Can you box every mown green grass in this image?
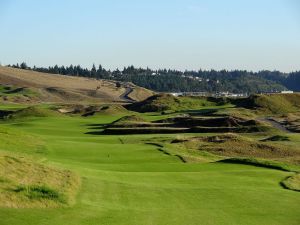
[0,127,80,208]
[0,103,29,110]
[0,111,300,225]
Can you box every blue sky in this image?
[0,0,300,71]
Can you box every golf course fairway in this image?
[0,115,299,225]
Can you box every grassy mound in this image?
[214,107,256,120]
[127,86,154,102]
[95,105,128,115]
[159,115,262,127]
[171,133,300,164]
[113,115,145,124]
[58,104,128,116]
[0,154,80,208]
[160,115,270,133]
[103,114,270,135]
[236,93,300,114]
[6,106,59,120]
[126,94,226,112]
[281,173,300,192]
[261,135,290,142]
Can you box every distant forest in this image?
[7,62,300,93]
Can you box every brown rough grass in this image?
[128,87,154,103]
[273,113,300,133]
[0,153,80,208]
[281,173,300,191]
[172,133,300,164]
[0,66,153,103]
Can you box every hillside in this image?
[236,93,300,114]
[0,66,153,103]
[126,94,228,112]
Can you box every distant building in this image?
[216,92,248,98]
[281,90,294,94]
[170,92,183,97]
[170,92,208,97]
[169,92,248,98]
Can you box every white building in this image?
[281,91,294,94]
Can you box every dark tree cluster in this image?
[284,72,300,91]
[7,63,299,94]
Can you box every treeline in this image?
[283,72,300,91]
[7,62,300,93]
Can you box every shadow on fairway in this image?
[85,131,104,135]
[85,123,108,127]
[216,158,291,172]
[84,123,108,135]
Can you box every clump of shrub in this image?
[14,185,66,203]
[281,173,300,192]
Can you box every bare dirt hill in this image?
[0,66,153,103]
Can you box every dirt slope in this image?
[0,66,153,103]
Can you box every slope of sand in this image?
[0,66,153,103]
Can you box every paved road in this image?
[259,117,292,133]
[120,87,135,102]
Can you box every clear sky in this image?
[1,0,300,72]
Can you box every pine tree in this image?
[20,62,28,69]
[91,64,97,77]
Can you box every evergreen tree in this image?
[91,64,97,77]
[20,62,28,69]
